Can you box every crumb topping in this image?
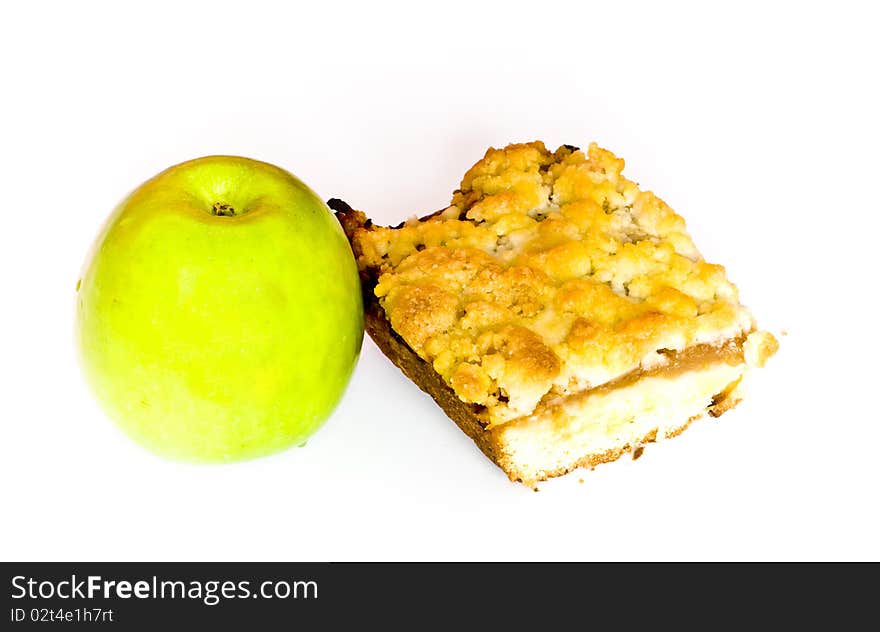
[351,142,766,425]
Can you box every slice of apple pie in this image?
[333,142,777,487]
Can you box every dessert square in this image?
[334,142,777,487]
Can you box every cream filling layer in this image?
[495,359,747,482]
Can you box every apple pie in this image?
[333,142,777,487]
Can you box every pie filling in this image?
[489,336,746,427]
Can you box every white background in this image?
[2,1,878,561]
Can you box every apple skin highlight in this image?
[76,156,364,462]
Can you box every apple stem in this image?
[212,202,236,217]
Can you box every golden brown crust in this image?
[341,142,766,426]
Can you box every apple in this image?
[76,156,364,462]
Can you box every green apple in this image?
[76,156,363,462]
